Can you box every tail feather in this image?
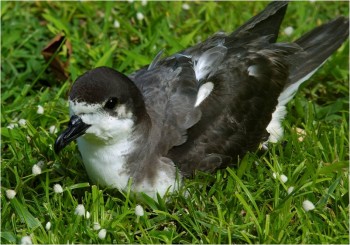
[289,17,349,84]
[279,17,349,108]
[232,1,289,42]
[267,17,349,143]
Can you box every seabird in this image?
[54,1,349,198]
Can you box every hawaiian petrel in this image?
[55,1,349,198]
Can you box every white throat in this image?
[77,132,135,190]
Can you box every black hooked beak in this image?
[54,115,91,154]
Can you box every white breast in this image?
[77,137,132,189]
[77,136,180,199]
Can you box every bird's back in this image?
[129,1,348,177]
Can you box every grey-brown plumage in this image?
[55,1,349,195]
[129,1,349,176]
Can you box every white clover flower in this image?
[136,12,144,21]
[141,0,147,6]
[98,229,107,239]
[7,123,18,129]
[74,204,85,216]
[32,164,42,175]
[20,235,32,245]
[280,174,288,183]
[45,221,51,231]
[6,189,16,199]
[93,222,101,230]
[135,204,144,217]
[284,26,294,36]
[49,125,58,134]
[53,184,63,194]
[113,20,120,28]
[18,119,27,126]
[182,3,190,10]
[287,186,294,194]
[302,200,315,212]
[37,105,44,114]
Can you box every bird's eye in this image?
[104,97,118,110]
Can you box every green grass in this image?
[1,1,349,244]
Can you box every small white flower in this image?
[135,204,144,217]
[32,164,42,175]
[280,174,288,183]
[136,12,144,21]
[53,184,63,194]
[127,0,134,3]
[272,172,277,179]
[7,123,18,129]
[98,228,107,239]
[6,189,16,199]
[45,221,51,231]
[284,26,294,36]
[113,20,120,28]
[21,236,32,245]
[93,222,101,230]
[296,127,306,142]
[302,200,315,212]
[37,105,44,114]
[18,119,27,126]
[74,204,85,216]
[182,3,190,10]
[49,125,58,134]
[86,211,91,219]
[141,0,147,6]
[261,142,269,151]
[287,186,294,194]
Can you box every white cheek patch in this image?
[116,105,133,119]
[69,99,134,143]
[82,113,134,142]
[195,82,214,107]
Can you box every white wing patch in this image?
[248,65,259,77]
[193,44,227,81]
[195,82,214,107]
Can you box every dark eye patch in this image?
[104,97,119,110]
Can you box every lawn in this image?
[1,1,349,244]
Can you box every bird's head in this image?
[54,66,146,153]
